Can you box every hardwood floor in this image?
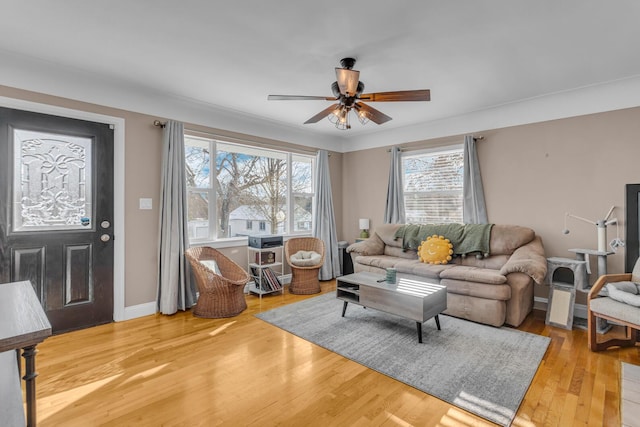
[31,281,639,426]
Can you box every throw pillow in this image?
[200,259,221,275]
[290,250,322,267]
[605,282,640,307]
[418,235,454,265]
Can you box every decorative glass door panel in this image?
[12,129,93,232]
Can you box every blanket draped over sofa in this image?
[395,223,493,255]
[347,223,547,327]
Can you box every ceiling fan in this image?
[268,58,430,130]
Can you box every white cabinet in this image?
[247,245,284,297]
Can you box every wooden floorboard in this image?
[27,281,640,426]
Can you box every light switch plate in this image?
[139,198,152,210]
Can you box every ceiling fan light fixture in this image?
[356,108,370,125]
[329,106,351,130]
[335,68,360,96]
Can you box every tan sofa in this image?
[346,223,547,327]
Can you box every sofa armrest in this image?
[499,235,547,284]
[346,233,385,256]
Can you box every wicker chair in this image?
[285,237,325,294]
[185,246,250,318]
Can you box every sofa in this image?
[346,223,547,327]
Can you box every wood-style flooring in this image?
[31,281,639,426]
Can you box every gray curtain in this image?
[462,135,488,224]
[157,120,196,314]
[313,150,340,280]
[384,146,406,223]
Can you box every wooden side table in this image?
[0,281,52,427]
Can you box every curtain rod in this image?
[153,120,326,156]
[387,135,484,152]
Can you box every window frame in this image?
[401,144,464,224]
[184,134,316,246]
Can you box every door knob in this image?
[100,234,111,242]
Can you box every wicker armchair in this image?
[185,246,250,318]
[285,237,325,294]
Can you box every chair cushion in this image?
[591,296,640,323]
[200,260,221,275]
[290,250,321,266]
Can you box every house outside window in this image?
[402,146,464,224]
[184,135,315,241]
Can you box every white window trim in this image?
[185,134,315,245]
[401,143,464,224]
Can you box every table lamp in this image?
[359,218,370,238]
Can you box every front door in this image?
[0,107,114,333]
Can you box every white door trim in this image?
[0,96,126,321]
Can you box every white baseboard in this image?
[121,301,156,321]
[534,296,587,319]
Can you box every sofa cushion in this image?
[353,255,402,270]
[489,224,535,255]
[458,254,510,270]
[384,245,419,260]
[374,223,404,248]
[499,236,547,284]
[440,266,507,284]
[441,278,511,300]
[400,259,454,279]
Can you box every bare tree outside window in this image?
[184,136,315,240]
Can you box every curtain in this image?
[157,120,196,314]
[313,150,340,280]
[462,135,488,224]
[384,146,406,224]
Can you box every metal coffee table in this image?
[336,271,447,343]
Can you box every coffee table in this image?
[336,271,447,343]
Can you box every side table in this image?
[0,281,52,427]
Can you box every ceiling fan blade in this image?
[335,68,360,96]
[304,103,341,124]
[355,102,392,125]
[268,95,336,101]
[359,90,431,102]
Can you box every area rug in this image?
[256,293,550,426]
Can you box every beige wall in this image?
[0,85,343,308]
[4,82,638,309]
[342,107,640,303]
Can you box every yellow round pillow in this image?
[418,235,454,265]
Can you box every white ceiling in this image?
[2,1,640,152]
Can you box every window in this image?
[402,146,464,224]
[184,135,315,241]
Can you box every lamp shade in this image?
[359,218,370,230]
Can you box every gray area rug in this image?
[256,293,550,426]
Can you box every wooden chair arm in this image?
[588,273,632,299]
